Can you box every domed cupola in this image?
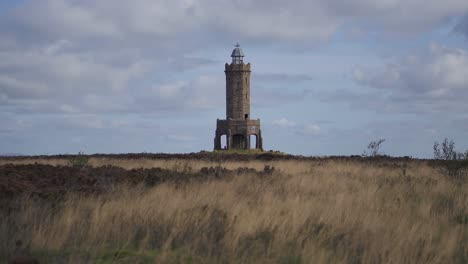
[231,43,245,64]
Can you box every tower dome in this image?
[231,43,244,64]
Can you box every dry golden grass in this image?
[0,158,68,167]
[1,158,467,263]
[0,156,316,174]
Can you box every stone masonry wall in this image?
[225,63,251,120]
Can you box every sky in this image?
[1,0,468,157]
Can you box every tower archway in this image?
[220,134,227,149]
[249,134,257,149]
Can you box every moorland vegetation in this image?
[1,153,467,263]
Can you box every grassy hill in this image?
[0,154,467,263]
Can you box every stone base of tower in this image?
[214,119,263,150]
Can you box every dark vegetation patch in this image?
[0,164,275,202]
[0,151,418,162]
[430,159,468,181]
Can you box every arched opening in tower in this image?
[250,134,257,149]
[232,134,246,149]
[220,134,227,149]
[245,113,249,119]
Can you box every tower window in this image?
[245,113,249,119]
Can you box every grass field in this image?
[1,154,467,263]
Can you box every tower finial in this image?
[235,42,240,48]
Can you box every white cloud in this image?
[186,75,223,109]
[43,39,72,55]
[272,119,322,136]
[353,44,468,102]
[155,81,186,99]
[333,44,468,115]
[0,41,152,113]
[1,0,467,116]
[6,0,468,43]
[0,75,50,98]
[302,124,321,135]
[135,75,224,112]
[10,0,122,39]
[0,46,150,92]
[0,113,32,133]
[272,118,297,128]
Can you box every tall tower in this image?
[214,44,263,150]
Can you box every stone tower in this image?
[214,44,263,150]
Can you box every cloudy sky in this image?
[1,0,468,157]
